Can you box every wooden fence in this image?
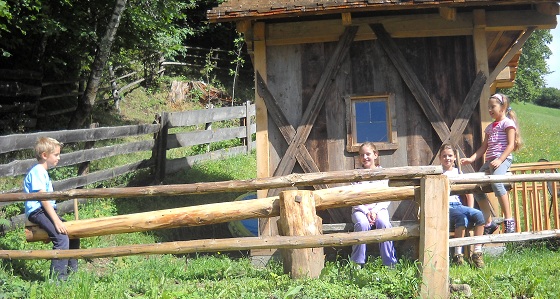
[0,166,559,298]
[509,161,560,232]
[0,103,255,218]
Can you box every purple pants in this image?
[351,209,397,267]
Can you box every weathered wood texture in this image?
[0,166,442,203]
[2,224,420,260]
[264,29,480,222]
[278,190,324,278]
[418,175,449,299]
[23,179,509,242]
[0,124,160,154]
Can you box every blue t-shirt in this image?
[23,164,56,217]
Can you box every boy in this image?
[24,137,80,281]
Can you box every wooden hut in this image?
[207,1,559,239]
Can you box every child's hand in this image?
[367,212,377,225]
[490,158,502,169]
[54,219,68,235]
[460,157,473,165]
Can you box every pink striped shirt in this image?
[485,118,516,161]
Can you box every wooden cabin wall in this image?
[264,35,481,222]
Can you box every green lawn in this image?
[511,102,560,163]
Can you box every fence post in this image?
[245,101,252,153]
[277,190,324,279]
[418,174,449,298]
[153,112,169,183]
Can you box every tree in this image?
[502,29,553,103]
[68,0,128,129]
[535,87,560,109]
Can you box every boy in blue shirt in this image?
[24,137,80,281]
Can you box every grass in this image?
[511,102,560,163]
[1,85,560,298]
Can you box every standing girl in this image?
[460,93,522,233]
[350,142,397,267]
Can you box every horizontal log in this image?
[9,224,420,259]
[0,166,442,203]
[0,124,160,154]
[449,229,560,247]
[25,181,484,242]
[449,173,560,184]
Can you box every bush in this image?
[535,87,560,109]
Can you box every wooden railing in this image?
[510,161,560,232]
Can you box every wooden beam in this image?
[369,23,476,173]
[278,190,324,278]
[439,7,456,21]
[265,10,557,46]
[341,12,352,26]
[0,166,442,203]
[418,175,449,299]
[536,2,560,16]
[496,66,512,81]
[472,9,492,136]
[23,173,535,243]
[256,71,326,185]
[270,26,358,180]
[488,27,536,84]
[3,225,421,260]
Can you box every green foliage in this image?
[535,87,560,109]
[504,29,553,103]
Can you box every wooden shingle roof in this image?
[208,0,556,22]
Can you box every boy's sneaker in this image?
[504,219,516,233]
[483,221,499,235]
[452,254,465,266]
[470,252,485,268]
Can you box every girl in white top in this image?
[350,142,397,267]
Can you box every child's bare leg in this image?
[473,225,484,237]
[476,199,493,225]
[454,227,466,238]
[498,194,512,219]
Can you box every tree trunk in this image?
[68,0,128,129]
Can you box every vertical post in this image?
[277,190,324,279]
[419,175,449,299]
[153,112,168,183]
[245,100,252,153]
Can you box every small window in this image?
[345,94,398,152]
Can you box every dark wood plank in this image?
[256,72,325,181]
[0,140,155,177]
[167,127,246,149]
[273,26,359,177]
[167,105,249,127]
[0,124,160,154]
[53,160,153,191]
[370,23,476,173]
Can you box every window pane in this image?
[355,101,388,143]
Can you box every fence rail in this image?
[0,167,558,298]
[0,102,256,210]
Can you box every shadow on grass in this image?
[116,165,248,247]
